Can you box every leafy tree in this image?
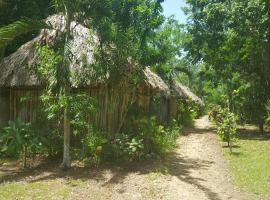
[149,17,187,82]
[185,0,270,133]
[47,0,166,168]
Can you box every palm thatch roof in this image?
[0,15,169,94]
[172,81,203,105]
[143,67,169,95]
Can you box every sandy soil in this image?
[0,116,249,200]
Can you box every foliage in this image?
[216,111,237,149]
[208,104,223,123]
[79,116,182,163]
[82,131,107,166]
[210,107,238,152]
[178,100,199,126]
[137,116,181,155]
[0,18,50,59]
[149,17,185,80]
[110,133,144,161]
[0,119,48,167]
[0,0,52,57]
[86,0,166,83]
[185,0,270,133]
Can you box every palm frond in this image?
[0,17,51,49]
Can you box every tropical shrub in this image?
[208,104,223,123]
[109,133,144,161]
[178,100,198,126]
[0,119,49,167]
[210,107,238,153]
[82,131,107,166]
[139,117,181,155]
[78,116,181,165]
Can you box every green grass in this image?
[222,127,270,198]
[0,180,70,200]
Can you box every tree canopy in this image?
[184,0,270,132]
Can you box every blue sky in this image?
[162,0,187,23]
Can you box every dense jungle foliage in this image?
[1,0,269,168]
[0,0,201,167]
[183,0,270,133]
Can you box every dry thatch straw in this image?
[143,67,170,95]
[0,14,170,94]
[172,81,203,105]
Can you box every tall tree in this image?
[185,0,270,132]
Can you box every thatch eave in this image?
[143,68,170,95]
[172,81,203,105]
[0,15,170,95]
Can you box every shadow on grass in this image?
[0,123,224,200]
[229,152,243,157]
[222,145,240,149]
[182,127,214,136]
[237,128,270,141]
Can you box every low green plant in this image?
[139,117,181,155]
[178,100,198,126]
[82,131,107,166]
[0,119,48,167]
[108,133,144,161]
[213,108,238,153]
[80,116,181,164]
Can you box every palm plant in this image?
[0,120,31,167]
[0,17,50,59]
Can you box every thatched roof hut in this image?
[167,81,203,121]
[0,14,169,94]
[0,14,170,133]
[172,81,203,105]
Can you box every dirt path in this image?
[163,115,248,200]
[72,116,248,200]
[0,116,249,200]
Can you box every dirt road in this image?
[72,116,248,200]
[0,116,249,200]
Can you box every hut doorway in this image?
[0,88,10,127]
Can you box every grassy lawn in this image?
[0,180,70,200]
[222,126,270,198]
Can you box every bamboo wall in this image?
[9,88,40,123]
[168,97,178,120]
[78,81,137,135]
[5,82,140,135]
[3,83,169,135]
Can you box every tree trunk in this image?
[23,146,27,168]
[60,4,72,169]
[61,103,71,169]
